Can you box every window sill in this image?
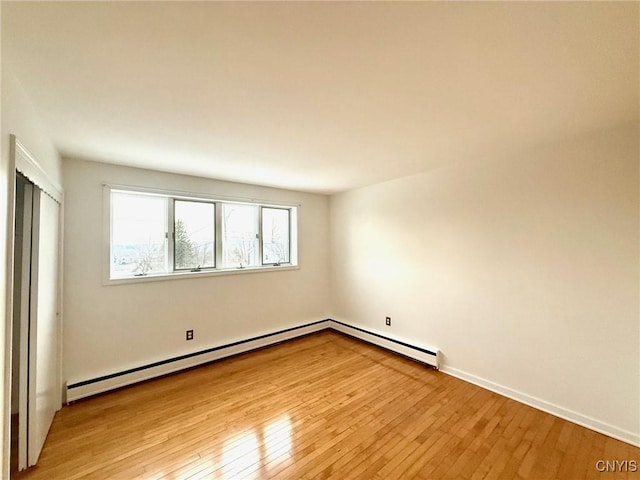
[104,264,300,286]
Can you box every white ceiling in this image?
[3,2,638,194]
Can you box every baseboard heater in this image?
[329,319,440,370]
[66,318,440,402]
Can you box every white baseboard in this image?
[66,320,330,402]
[440,365,640,448]
[330,318,639,447]
[65,317,640,448]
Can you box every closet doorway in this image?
[8,137,63,475]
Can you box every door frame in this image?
[3,136,64,475]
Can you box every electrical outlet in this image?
[186,329,194,341]
[385,317,391,326]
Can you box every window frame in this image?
[260,206,292,266]
[103,184,299,285]
[220,202,261,270]
[172,198,217,272]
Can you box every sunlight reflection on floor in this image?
[200,414,294,479]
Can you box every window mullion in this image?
[215,202,222,269]
[258,206,264,266]
[168,198,175,272]
[287,208,292,265]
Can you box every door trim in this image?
[4,136,64,477]
[12,136,62,204]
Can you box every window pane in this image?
[222,204,259,268]
[111,192,167,277]
[174,201,215,270]
[262,208,290,264]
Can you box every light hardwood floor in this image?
[15,331,639,479]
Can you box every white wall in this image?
[1,71,63,187]
[330,122,640,444]
[1,67,62,476]
[62,159,330,386]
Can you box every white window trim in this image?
[260,206,293,266]
[102,184,300,285]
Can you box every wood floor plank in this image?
[13,331,639,479]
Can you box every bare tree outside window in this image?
[222,204,258,268]
[262,208,290,265]
[111,192,167,277]
[133,241,165,275]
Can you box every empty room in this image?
[1,1,639,479]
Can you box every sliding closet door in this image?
[15,177,33,471]
[27,189,61,465]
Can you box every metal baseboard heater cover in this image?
[330,319,440,369]
[66,319,440,402]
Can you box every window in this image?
[111,192,167,277]
[108,188,297,281]
[174,200,215,271]
[222,204,259,269]
[262,207,290,265]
